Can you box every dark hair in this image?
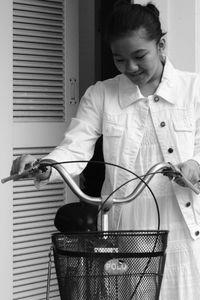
[105,1,166,44]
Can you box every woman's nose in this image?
[125,60,139,72]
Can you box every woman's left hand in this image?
[176,159,200,185]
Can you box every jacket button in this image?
[168,148,173,153]
[160,121,166,127]
[154,96,159,102]
[195,231,200,236]
[185,202,191,207]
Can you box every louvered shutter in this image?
[13,0,67,299]
[13,0,65,122]
[13,147,64,300]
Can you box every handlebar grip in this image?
[1,160,42,184]
[164,164,200,195]
[175,172,200,194]
[1,171,30,183]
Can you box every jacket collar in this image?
[118,57,177,109]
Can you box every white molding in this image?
[0,1,13,299]
[195,0,200,73]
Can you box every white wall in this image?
[79,0,96,98]
[167,0,196,71]
[135,0,200,72]
[0,1,13,299]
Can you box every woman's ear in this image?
[157,38,166,62]
[158,38,166,51]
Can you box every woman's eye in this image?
[114,59,124,63]
[135,54,146,60]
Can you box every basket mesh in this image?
[52,230,168,300]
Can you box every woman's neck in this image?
[140,60,164,97]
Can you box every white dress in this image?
[117,102,200,299]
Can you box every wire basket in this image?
[52,230,168,300]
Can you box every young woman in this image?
[11,1,200,299]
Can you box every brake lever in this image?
[162,164,200,195]
[1,160,44,184]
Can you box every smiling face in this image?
[111,27,164,89]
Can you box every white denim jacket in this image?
[46,58,200,239]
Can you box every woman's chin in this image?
[126,73,145,85]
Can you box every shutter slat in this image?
[13,180,64,189]
[14,61,63,68]
[13,198,63,211]
[13,284,58,299]
[14,270,56,282]
[14,92,63,99]
[14,269,56,281]
[15,184,63,196]
[13,3,63,14]
[14,35,63,45]
[14,10,63,21]
[13,240,52,250]
[14,0,63,8]
[13,238,51,251]
[13,249,55,262]
[14,22,63,33]
[14,48,63,57]
[14,73,63,80]
[14,41,63,50]
[13,147,54,156]
[14,187,63,194]
[13,15,63,27]
[14,117,64,122]
[14,277,58,291]
[14,231,56,244]
[14,80,63,87]
[13,232,56,245]
[14,92,63,98]
[13,287,60,300]
[14,207,61,219]
[14,98,64,105]
[14,220,55,231]
[14,28,63,39]
[13,262,49,275]
[14,85,63,92]
[14,254,50,268]
[14,66,63,74]
[13,215,56,225]
[13,201,62,211]
[14,112,64,118]
[14,54,63,63]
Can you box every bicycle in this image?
[2,160,200,299]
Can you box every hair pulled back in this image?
[105,1,165,44]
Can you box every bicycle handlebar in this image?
[2,159,199,199]
[40,160,171,207]
[2,159,199,231]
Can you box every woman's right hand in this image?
[10,154,51,181]
[11,154,37,176]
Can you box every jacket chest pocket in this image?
[102,123,124,161]
[173,119,193,132]
[172,117,195,158]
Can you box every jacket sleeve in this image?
[40,82,104,183]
